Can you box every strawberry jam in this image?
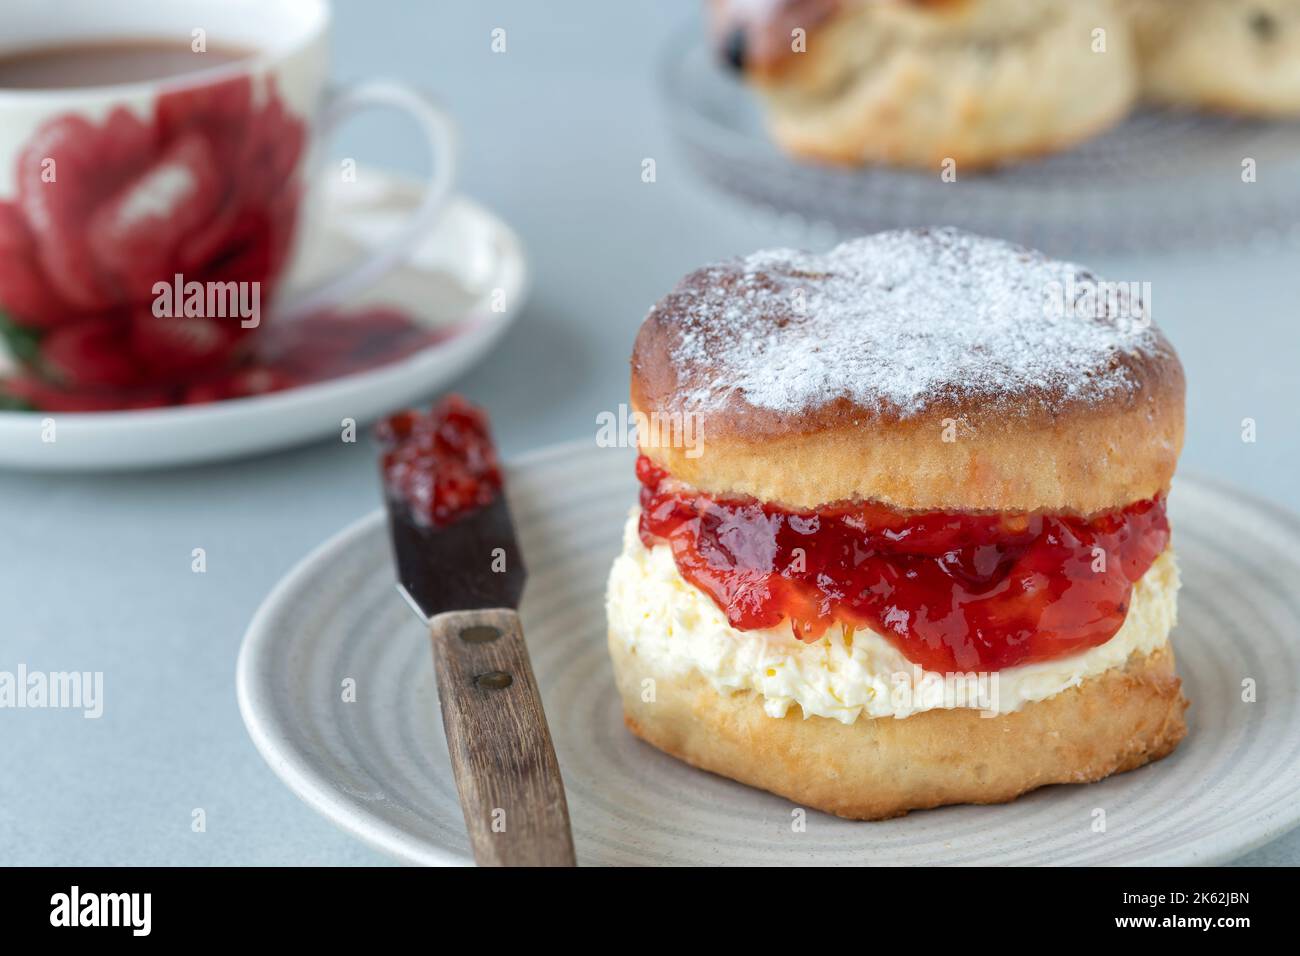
[376,395,502,527]
[636,455,1170,673]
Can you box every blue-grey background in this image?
[1,0,1296,865]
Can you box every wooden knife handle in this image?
[429,607,576,867]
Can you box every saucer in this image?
[0,170,526,470]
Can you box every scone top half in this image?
[631,227,1184,517]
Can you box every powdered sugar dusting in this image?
[664,228,1168,419]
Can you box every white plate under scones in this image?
[240,229,1300,865]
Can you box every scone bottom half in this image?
[608,228,1188,820]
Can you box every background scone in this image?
[710,0,1138,169]
[1123,0,1300,115]
[609,227,1188,820]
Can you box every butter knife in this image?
[382,465,576,867]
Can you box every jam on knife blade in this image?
[378,395,524,619]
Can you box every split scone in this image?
[709,0,1138,169]
[1122,0,1300,115]
[607,228,1188,820]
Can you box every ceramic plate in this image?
[0,172,526,470]
[238,442,1300,865]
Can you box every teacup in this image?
[0,0,454,405]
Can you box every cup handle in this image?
[276,80,457,322]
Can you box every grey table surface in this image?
[1,0,1297,866]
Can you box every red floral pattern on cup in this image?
[0,306,448,412]
[0,74,306,391]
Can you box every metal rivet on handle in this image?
[460,625,501,644]
[475,671,513,691]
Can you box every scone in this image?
[607,227,1188,820]
[710,0,1138,169]
[1123,0,1300,115]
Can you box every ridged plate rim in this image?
[237,440,1300,866]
